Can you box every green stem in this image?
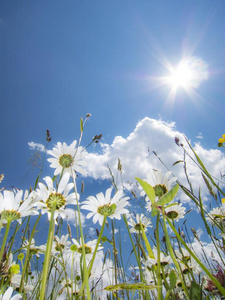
[124,216,151,300]
[71,175,90,300]
[156,214,162,300]
[78,216,107,297]
[19,214,41,294]
[39,205,56,300]
[0,220,11,264]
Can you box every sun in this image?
[152,56,209,105]
[165,57,208,91]
[166,59,196,89]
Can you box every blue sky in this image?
[1,1,225,200]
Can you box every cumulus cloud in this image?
[85,117,225,204]
[28,142,46,152]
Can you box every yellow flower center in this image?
[59,154,74,168]
[46,193,66,210]
[1,210,21,222]
[97,203,116,216]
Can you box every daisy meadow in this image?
[35,173,78,221]
[81,188,129,226]
[47,140,87,177]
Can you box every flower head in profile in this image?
[0,189,39,224]
[206,207,225,229]
[71,238,103,263]
[81,188,129,225]
[47,140,86,177]
[127,213,152,233]
[36,173,78,221]
[165,203,186,222]
[143,248,172,270]
[22,238,45,258]
[52,234,71,254]
[141,169,177,199]
[175,248,201,275]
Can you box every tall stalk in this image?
[39,203,56,300]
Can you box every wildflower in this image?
[36,173,78,221]
[127,213,152,233]
[206,207,225,228]
[0,190,39,224]
[71,238,103,264]
[204,265,225,296]
[22,238,45,258]
[175,248,201,275]
[0,286,22,300]
[81,188,129,226]
[47,140,86,177]
[52,234,71,254]
[141,169,177,199]
[165,203,186,222]
[218,134,225,146]
[143,248,172,270]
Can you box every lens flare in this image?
[166,57,209,89]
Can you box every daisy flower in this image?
[71,238,103,258]
[22,238,46,258]
[47,140,86,177]
[127,213,152,233]
[143,248,172,270]
[81,188,129,225]
[52,234,71,254]
[0,286,22,300]
[206,207,225,228]
[0,189,39,224]
[141,169,177,199]
[36,173,78,221]
[164,203,186,222]
[175,248,201,275]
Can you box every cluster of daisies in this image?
[1,139,225,299]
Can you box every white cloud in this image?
[28,142,46,152]
[65,208,85,227]
[196,132,203,139]
[85,117,225,204]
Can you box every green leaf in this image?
[190,281,202,300]
[104,282,160,291]
[169,270,176,289]
[135,177,155,205]
[156,184,179,206]
[151,206,160,217]
[80,117,83,133]
[140,223,155,259]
